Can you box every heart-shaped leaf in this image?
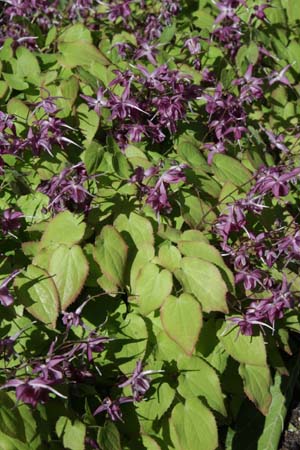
[48,245,89,310]
[160,294,202,355]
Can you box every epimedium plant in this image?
[1,0,300,449]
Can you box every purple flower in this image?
[94,396,134,421]
[263,129,289,154]
[135,41,158,66]
[80,87,108,116]
[118,360,163,401]
[184,37,201,55]
[235,269,263,290]
[68,333,111,362]
[0,270,20,307]
[38,163,92,214]
[253,166,300,198]
[107,0,132,22]
[1,209,23,235]
[0,377,66,407]
[233,64,264,103]
[269,65,291,86]
[61,298,90,329]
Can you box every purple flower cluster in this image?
[0,104,77,160]
[38,162,92,214]
[130,163,187,215]
[215,162,300,334]
[94,359,161,421]
[0,0,61,48]
[211,0,246,58]
[0,301,156,419]
[82,66,199,148]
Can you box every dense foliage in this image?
[1,0,300,449]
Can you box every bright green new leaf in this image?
[218,321,267,366]
[156,242,181,272]
[177,241,234,290]
[141,435,162,450]
[176,257,228,313]
[48,245,89,310]
[160,294,202,355]
[94,225,128,287]
[177,355,226,416]
[14,264,59,327]
[59,41,109,68]
[130,244,155,293]
[39,211,86,249]
[133,262,173,315]
[63,419,86,450]
[170,398,218,450]
[15,46,40,84]
[58,24,92,43]
[114,212,154,248]
[239,364,272,415]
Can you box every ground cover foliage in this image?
[1,0,300,449]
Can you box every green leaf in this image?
[286,0,300,22]
[15,46,40,84]
[98,422,121,450]
[112,152,131,178]
[77,103,100,143]
[94,225,128,287]
[170,398,218,450]
[83,140,104,175]
[239,364,272,415]
[257,356,300,450]
[63,419,86,450]
[287,40,300,72]
[176,257,228,313]
[130,244,155,293]
[0,80,8,98]
[114,212,154,248]
[177,240,234,290]
[141,435,162,450]
[2,73,29,91]
[7,98,30,122]
[58,24,92,44]
[136,382,175,423]
[0,392,26,442]
[45,26,57,46]
[59,41,109,68]
[0,433,29,450]
[160,294,202,355]
[156,242,182,272]
[177,356,226,416]
[159,22,176,44]
[48,245,89,310]
[14,264,59,327]
[114,313,148,372]
[218,321,267,366]
[212,154,252,190]
[39,211,86,249]
[133,262,173,316]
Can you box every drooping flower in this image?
[1,209,23,235]
[0,270,21,307]
[94,396,134,421]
